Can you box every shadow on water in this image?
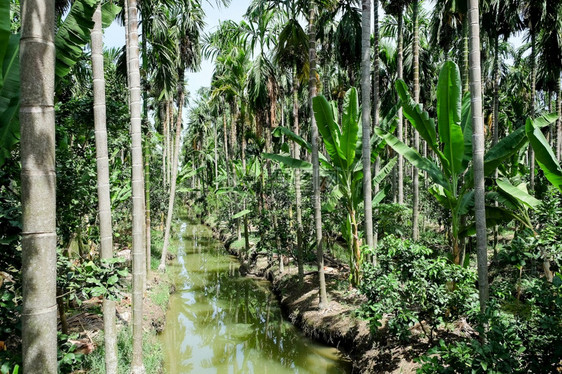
[161,220,352,374]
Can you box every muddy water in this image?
[160,221,352,374]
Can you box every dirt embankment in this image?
[213,227,422,374]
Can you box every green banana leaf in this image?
[525,116,562,192]
[313,95,344,168]
[55,0,98,79]
[372,156,397,186]
[437,61,464,175]
[341,87,360,167]
[460,92,472,168]
[232,209,251,219]
[0,33,20,167]
[395,79,438,153]
[262,153,312,170]
[375,127,449,189]
[496,178,541,209]
[483,126,527,177]
[0,1,10,82]
[101,2,122,28]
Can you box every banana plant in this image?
[265,87,396,286]
[376,61,547,265]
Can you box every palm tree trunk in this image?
[397,10,404,205]
[309,2,327,307]
[361,0,374,248]
[223,112,230,186]
[91,5,118,372]
[144,133,151,274]
[372,0,380,251]
[159,75,185,272]
[530,32,536,192]
[126,1,146,371]
[556,78,562,161]
[162,102,168,187]
[492,35,499,147]
[468,0,489,313]
[292,65,304,286]
[213,121,218,190]
[463,19,470,94]
[20,1,57,372]
[412,0,420,241]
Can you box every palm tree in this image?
[381,0,411,205]
[361,0,374,249]
[521,0,548,192]
[125,0,146,371]
[159,0,205,271]
[412,0,420,240]
[19,0,58,372]
[468,0,489,312]
[91,4,118,371]
[309,0,328,307]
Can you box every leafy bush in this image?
[418,274,562,373]
[359,235,478,341]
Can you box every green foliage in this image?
[359,235,478,341]
[417,278,562,373]
[84,327,163,374]
[57,250,129,304]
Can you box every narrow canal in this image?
[160,221,352,374]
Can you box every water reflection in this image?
[161,222,351,374]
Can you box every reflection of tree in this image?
[163,223,350,373]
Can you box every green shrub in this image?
[359,235,478,341]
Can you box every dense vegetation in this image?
[1,0,562,373]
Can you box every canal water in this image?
[160,221,352,374]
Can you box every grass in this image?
[83,326,163,373]
[150,279,171,309]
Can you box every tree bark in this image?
[557,78,561,161]
[468,0,489,313]
[361,0,374,248]
[125,0,146,371]
[397,10,404,205]
[309,2,327,307]
[91,5,118,372]
[372,0,380,252]
[412,0,420,241]
[19,1,58,372]
[159,76,185,272]
[292,65,304,287]
[530,32,536,192]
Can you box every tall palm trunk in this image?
[412,0,420,240]
[463,20,470,94]
[159,73,185,271]
[361,0,374,248]
[223,112,230,186]
[126,0,145,371]
[468,0,489,313]
[20,1,57,372]
[492,35,499,146]
[144,133,151,273]
[213,121,218,190]
[556,78,562,161]
[309,2,327,307]
[372,0,380,250]
[397,10,404,204]
[292,65,304,286]
[91,5,118,372]
[530,32,536,192]
[162,102,168,187]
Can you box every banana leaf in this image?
[437,61,464,175]
[525,117,562,192]
[496,178,541,209]
[341,87,359,167]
